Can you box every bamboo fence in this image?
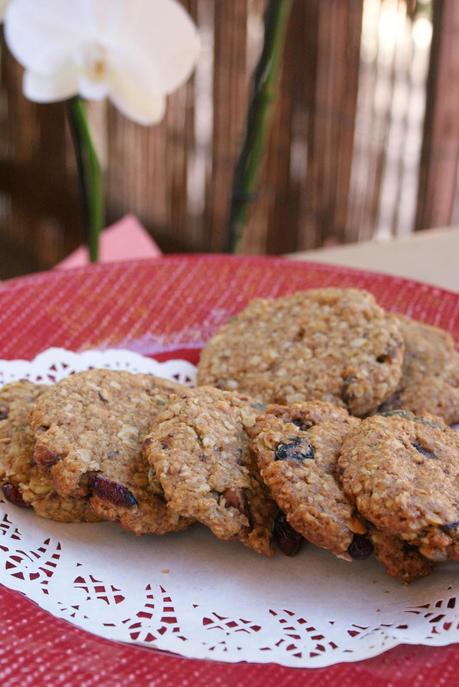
[0,0,458,277]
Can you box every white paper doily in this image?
[0,348,458,668]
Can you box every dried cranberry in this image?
[33,445,62,469]
[273,514,303,556]
[90,474,138,508]
[223,488,245,511]
[2,483,29,508]
[348,534,374,560]
[275,437,314,461]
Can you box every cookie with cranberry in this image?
[338,411,459,562]
[248,401,366,559]
[369,530,433,583]
[31,370,191,535]
[378,315,459,424]
[197,288,404,417]
[143,387,276,555]
[0,381,99,522]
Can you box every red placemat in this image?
[0,255,458,687]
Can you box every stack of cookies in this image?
[1,288,458,584]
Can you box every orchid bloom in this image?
[5,0,200,125]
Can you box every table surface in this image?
[289,227,459,292]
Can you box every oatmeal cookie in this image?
[144,387,276,555]
[31,370,191,535]
[0,381,99,522]
[197,289,404,416]
[248,402,366,559]
[369,530,433,583]
[379,315,459,424]
[338,411,459,561]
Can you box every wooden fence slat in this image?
[206,0,249,251]
[365,0,403,241]
[295,0,319,251]
[334,0,364,244]
[415,0,459,231]
[262,0,306,255]
[298,0,363,250]
[165,0,198,249]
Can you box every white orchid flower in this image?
[4,0,200,125]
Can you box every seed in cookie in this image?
[30,370,191,535]
[338,412,459,562]
[0,380,100,523]
[197,288,404,416]
[249,401,363,559]
[144,386,276,556]
[378,315,459,424]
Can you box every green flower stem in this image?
[227,0,293,253]
[67,96,104,263]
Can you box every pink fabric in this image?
[55,215,161,270]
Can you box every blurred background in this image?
[0,0,458,277]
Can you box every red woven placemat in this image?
[1,255,458,687]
